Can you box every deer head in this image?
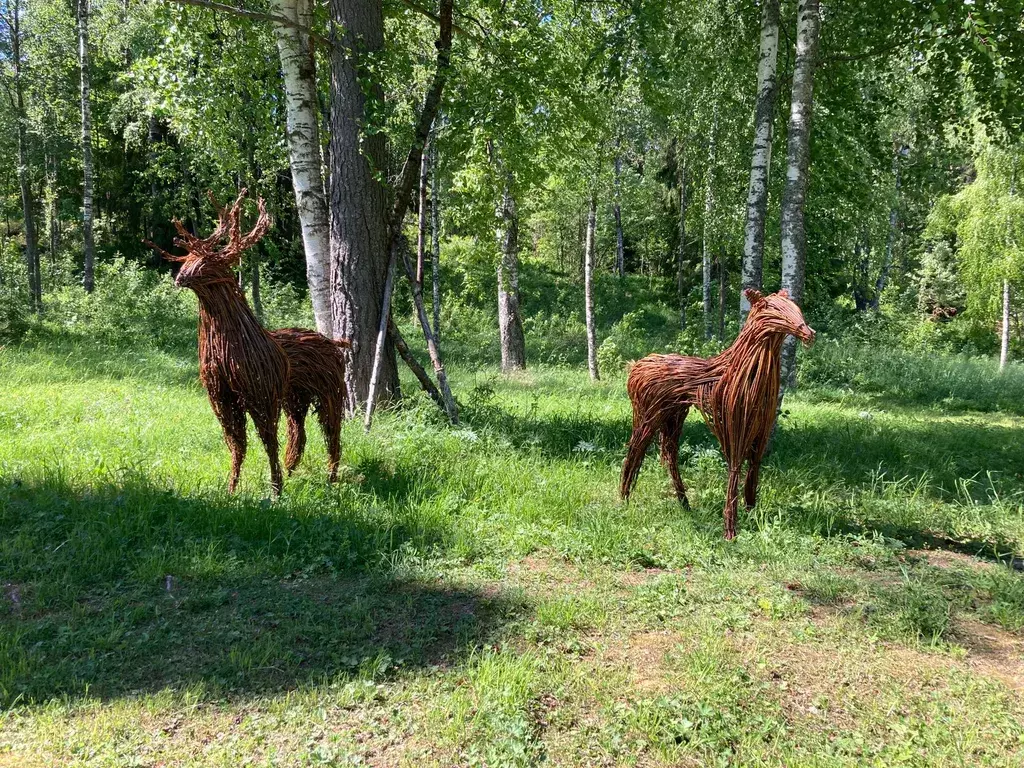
[145,188,271,289]
[743,288,816,346]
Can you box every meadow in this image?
[2,322,1024,766]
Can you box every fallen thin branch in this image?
[389,317,445,409]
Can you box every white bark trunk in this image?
[584,193,599,381]
[430,136,442,341]
[779,0,820,389]
[677,148,688,329]
[271,0,333,336]
[613,144,625,278]
[740,0,780,322]
[1000,280,1011,373]
[702,103,719,340]
[78,0,95,293]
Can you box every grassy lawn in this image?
[2,340,1024,766]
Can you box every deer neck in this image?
[720,320,787,394]
[192,279,268,362]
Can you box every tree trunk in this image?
[584,192,599,381]
[779,0,820,390]
[1000,280,1011,373]
[250,251,263,321]
[430,134,442,341]
[676,147,689,330]
[78,0,95,293]
[613,142,625,278]
[718,252,726,340]
[9,1,41,314]
[417,134,430,289]
[871,148,903,310]
[702,103,719,341]
[740,0,780,323]
[329,0,398,411]
[497,181,526,371]
[271,0,333,336]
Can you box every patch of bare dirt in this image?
[908,548,996,572]
[592,630,692,695]
[954,618,1024,691]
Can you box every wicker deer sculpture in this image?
[620,289,815,539]
[147,190,348,495]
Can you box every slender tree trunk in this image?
[329,0,398,411]
[78,0,95,293]
[871,148,903,310]
[613,142,625,278]
[677,147,689,330]
[400,239,458,423]
[702,103,719,340]
[271,0,333,336]
[584,192,599,381]
[740,0,780,323]
[251,250,264,320]
[430,134,442,341]
[9,2,41,314]
[497,181,526,371]
[417,134,430,288]
[365,252,396,430]
[779,0,820,389]
[1000,280,1011,373]
[718,252,726,339]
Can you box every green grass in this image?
[2,337,1024,766]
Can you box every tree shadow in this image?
[0,478,522,706]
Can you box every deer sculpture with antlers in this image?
[147,190,349,495]
[620,289,815,539]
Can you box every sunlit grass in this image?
[1,338,1023,765]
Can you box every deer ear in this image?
[743,288,764,304]
[777,288,790,299]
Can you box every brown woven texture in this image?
[146,190,348,496]
[620,289,815,539]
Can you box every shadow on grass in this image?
[0,477,521,706]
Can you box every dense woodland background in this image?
[2,0,1023,397]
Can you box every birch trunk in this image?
[417,135,430,288]
[329,0,399,410]
[497,182,526,371]
[740,0,780,323]
[430,136,442,341]
[677,148,689,329]
[584,192,599,381]
[779,0,820,389]
[77,0,95,293]
[1000,280,1011,373]
[9,1,40,313]
[702,104,719,340]
[718,252,726,339]
[871,149,903,310]
[271,0,333,336]
[613,144,625,278]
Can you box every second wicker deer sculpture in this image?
[620,289,815,539]
[147,190,348,495]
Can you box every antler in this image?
[143,238,188,262]
[148,189,272,265]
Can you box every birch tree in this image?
[584,191,598,380]
[77,0,94,293]
[2,0,41,312]
[497,179,526,371]
[779,0,820,389]
[740,0,779,323]
[269,0,332,336]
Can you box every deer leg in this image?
[283,399,310,476]
[744,437,769,511]
[209,388,247,493]
[744,460,761,511]
[316,401,342,483]
[621,417,660,501]
[724,465,741,540]
[251,406,284,497]
[659,407,690,509]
